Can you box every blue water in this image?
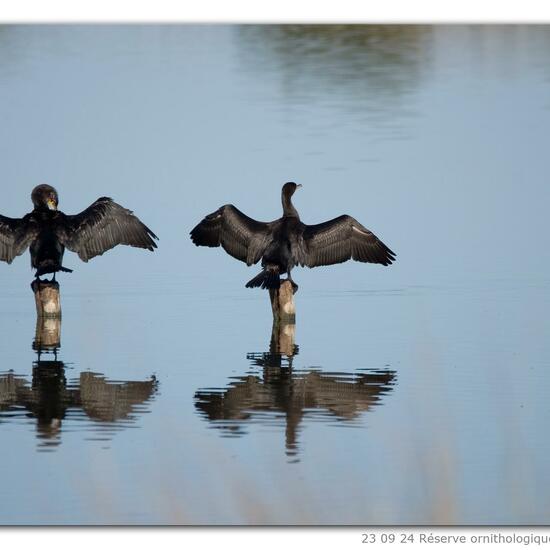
[0,24,550,525]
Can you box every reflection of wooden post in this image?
[31,280,61,318]
[271,321,296,357]
[269,280,295,323]
[33,316,61,352]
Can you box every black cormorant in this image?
[190,182,395,291]
[0,184,158,280]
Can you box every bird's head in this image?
[31,184,59,211]
[282,181,302,197]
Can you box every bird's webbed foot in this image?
[287,277,299,294]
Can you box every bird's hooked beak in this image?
[296,184,302,189]
[46,197,57,211]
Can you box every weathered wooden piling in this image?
[31,280,62,319]
[31,280,62,353]
[268,280,296,357]
[268,280,296,323]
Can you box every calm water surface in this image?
[1,25,550,525]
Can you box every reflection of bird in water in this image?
[0,360,158,450]
[0,360,68,446]
[78,372,158,422]
[194,337,396,458]
[0,184,158,281]
[190,182,395,292]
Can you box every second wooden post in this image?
[269,280,296,324]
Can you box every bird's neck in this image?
[33,206,57,217]
[282,193,300,219]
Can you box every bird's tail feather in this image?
[246,267,280,290]
[35,264,73,277]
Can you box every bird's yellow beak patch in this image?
[46,198,57,211]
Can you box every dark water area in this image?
[1,24,550,525]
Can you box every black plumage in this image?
[0,184,158,279]
[190,182,395,291]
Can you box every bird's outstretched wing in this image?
[302,215,396,268]
[0,214,37,264]
[58,197,158,262]
[190,204,271,266]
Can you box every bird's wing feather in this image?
[0,214,37,264]
[190,204,271,265]
[58,197,158,262]
[302,215,396,268]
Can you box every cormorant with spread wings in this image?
[190,182,395,291]
[0,184,158,280]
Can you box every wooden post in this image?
[31,280,61,318]
[269,280,296,323]
[32,280,61,354]
[269,280,296,358]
